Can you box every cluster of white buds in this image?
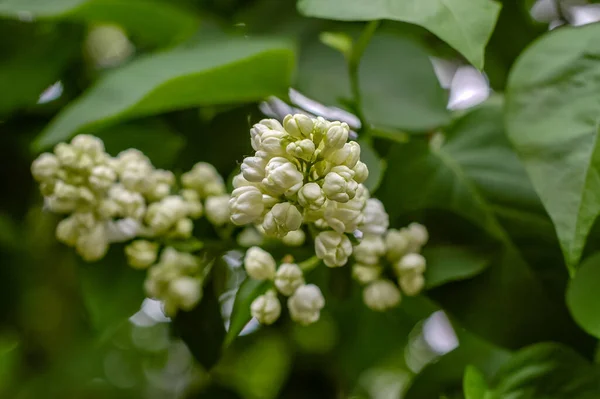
[143,247,203,316]
[32,134,231,315]
[353,200,429,311]
[244,247,324,326]
[229,114,369,267]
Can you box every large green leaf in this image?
[567,252,600,338]
[488,343,600,399]
[0,0,199,47]
[297,33,449,132]
[505,23,600,271]
[33,37,295,150]
[378,102,590,349]
[463,366,489,399]
[423,245,491,289]
[297,0,501,69]
[359,34,450,131]
[78,247,146,339]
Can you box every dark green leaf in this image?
[424,245,491,289]
[78,249,146,338]
[505,23,600,271]
[359,34,450,131]
[464,365,489,399]
[567,252,600,338]
[223,278,271,348]
[173,278,226,370]
[489,343,600,399]
[96,120,185,168]
[297,0,502,69]
[0,22,80,116]
[0,0,199,47]
[379,102,590,349]
[33,37,295,150]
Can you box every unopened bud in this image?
[251,290,281,325]
[363,279,401,311]
[399,273,425,296]
[314,231,352,267]
[281,229,306,247]
[275,263,304,296]
[229,186,264,226]
[125,240,159,269]
[287,284,325,325]
[244,246,276,280]
[283,114,314,138]
[205,195,231,226]
[262,202,303,238]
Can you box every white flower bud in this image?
[274,263,304,296]
[244,246,276,280]
[329,141,360,168]
[89,165,117,191]
[125,240,159,269]
[259,131,287,156]
[181,189,203,218]
[353,234,386,265]
[363,280,401,311]
[71,134,105,157]
[54,143,78,169]
[76,222,108,262]
[286,139,316,161]
[170,218,194,239]
[251,290,281,325]
[281,229,306,247]
[262,194,279,208]
[109,185,146,220]
[323,123,349,151]
[56,216,79,246]
[352,263,382,285]
[241,155,267,183]
[324,192,365,234]
[298,183,326,211]
[312,116,329,145]
[322,166,358,203]
[311,160,332,179]
[360,199,389,236]
[394,253,426,276]
[385,229,410,262]
[120,159,153,193]
[314,231,352,267]
[166,277,202,314]
[262,202,303,238]
[250,119,285,151]
[283,114,314,139]
[399,273,425,296]
[181,162,225,198]
[262,157,303,196]
[145,196,188,234]
[31,153,60,182]
[205,195,231,226]
[232,172,257,189]
[237,226,265,247]
[408,222,429,248]
[352,161,369,184]
[229,186,264,225]
[160,247,199,271]
[288,284,325,325]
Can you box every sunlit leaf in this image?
[298,0,501,69]
[33,37,295,150]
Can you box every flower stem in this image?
[348,20,380,135]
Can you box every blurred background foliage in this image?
[4,0,600,398]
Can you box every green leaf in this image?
[0,0,199,47]
[33,37,295,150]
[489,343,600,399]
[223,278,271,348]
[359,34,450,131]
[464,365,489,399]
[297,33,449,131]
[424,245,491,289]
[0,22,79,116]
[379,102,589,349]
[567,252,600,338]
[96,120,185,168]
[173,278,226,370]
[78,249,146,338]
[358,139,386,193]
[297,0,502,69]
[505,23,600,271]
